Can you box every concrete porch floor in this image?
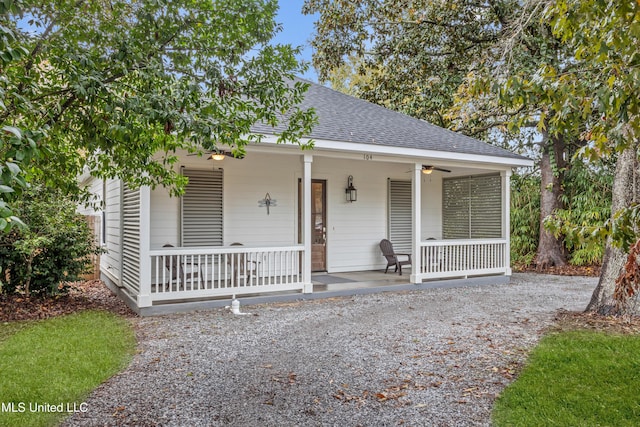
[311,270,411,292]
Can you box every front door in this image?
[311,180,327,271]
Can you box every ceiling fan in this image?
[421,165,451,174]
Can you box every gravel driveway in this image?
[64,273,596,426]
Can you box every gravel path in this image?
[64,273,596,426]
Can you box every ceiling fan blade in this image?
[433,167,451,173]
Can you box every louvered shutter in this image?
[181,168,223,247]
[443,174,501,239]
[388,179,412,253]
[470,174,502,238]
[442,177,470,239]
[121,183,140,294]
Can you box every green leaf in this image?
[5,162,19,175]
[1,126,22,139]
[0,185,14,193]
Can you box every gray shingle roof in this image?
[251,78,527,161]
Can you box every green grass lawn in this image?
[0,311,136,427]
[493,330,640,427]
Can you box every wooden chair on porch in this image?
[163,244,201,289]
[228,243,259,284]
[379,239,412,276]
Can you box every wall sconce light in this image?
[345,175,357,202]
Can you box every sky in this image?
[273,1,319,82]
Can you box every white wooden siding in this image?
[421,174,443,239]
[224,154,296,246]
[150,153,299,249]
[77,178,103,216]
[150,185,178,248]
[102,179,122,283]
[313,158,403,272]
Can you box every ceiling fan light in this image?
[422,166,433,175]
[209,153,226,161]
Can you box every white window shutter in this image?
[388,179,412,253]
[181,168,223,247]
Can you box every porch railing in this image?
[148,245,304,302]
[418,239,508,279]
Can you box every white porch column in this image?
[138,185,152,307]
[410,162,422,283]
[501,169,512,276]
[302,154,313,293]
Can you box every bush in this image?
[510,173,540,267]
[547,159,612,266]
[0,186,100,295]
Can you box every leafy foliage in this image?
[303,0,513,131]
[0,186,100,295]
[510,172,540,267]
[0,0,316,230]
[545,159,613,265]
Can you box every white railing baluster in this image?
[418,239,508,281]
[148,245,304,302]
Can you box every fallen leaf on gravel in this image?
[288,373,297,384]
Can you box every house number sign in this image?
[364,154,374,160]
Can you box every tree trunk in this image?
[586,146,640,314]
[536,132,567,269]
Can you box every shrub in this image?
[546,158,613,266]
[0,186,100,295]
[510,172,540,267]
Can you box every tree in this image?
[0,0,316,231]
[508,0,640,314]
[303,0,509,128]
[303,0,573,269]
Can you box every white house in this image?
[81,79,533,315]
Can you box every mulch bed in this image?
[0,280,135,323]
[551,309,640,335]
[515,264,601,277]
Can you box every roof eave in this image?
[256,135,534,168]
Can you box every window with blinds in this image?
[388,179,412,253]
[181,168,223,247]
[443,174,502,239]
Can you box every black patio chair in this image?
[379,239,412,276]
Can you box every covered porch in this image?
[107,146,515,314]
